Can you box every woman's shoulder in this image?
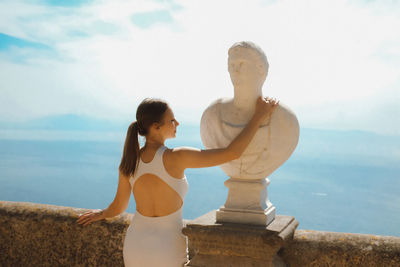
[164,146,201,162]
[166,146,201,154]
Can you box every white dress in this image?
[123,146,189,267]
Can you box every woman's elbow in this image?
[227,150,241,161]
[225,144,243,161]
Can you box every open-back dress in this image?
[123,145,189,267]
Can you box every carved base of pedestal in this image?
[182,210,299,267]
[216,206,276,225]
[216,177,276,226]
[185,255,286,267]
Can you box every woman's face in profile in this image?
[159,108,179,139]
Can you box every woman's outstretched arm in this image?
[76,170,131,226]
[172,96,279,169]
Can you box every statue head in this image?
[228,41,269,89]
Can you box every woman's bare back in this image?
[133,147,185,217]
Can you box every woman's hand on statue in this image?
[255,96,279,120]
[76,209,105,226]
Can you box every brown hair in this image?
[119,98,169,178]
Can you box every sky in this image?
[0,0,399,135]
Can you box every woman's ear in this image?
[152,122,161,130]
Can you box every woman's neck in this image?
[144,137,165,150]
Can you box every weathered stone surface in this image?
[279,230,400,267]
[2,201,400,267]
[0,201,131,267]
[182,210,298,267]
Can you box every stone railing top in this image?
[1,201,400,267]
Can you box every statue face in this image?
[228,48,266,88]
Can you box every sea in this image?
[0,124,399,236]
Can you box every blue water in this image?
[1,126,399,236]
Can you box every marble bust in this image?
[201,41,299,180]
[200,41,300,225]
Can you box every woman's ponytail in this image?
[119,121,140,177]
[119,98,169,178]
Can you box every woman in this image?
[76,96,278,266]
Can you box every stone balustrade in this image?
[1,201,400,266]
[0,201,130,266]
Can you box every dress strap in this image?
[129,145,188,200]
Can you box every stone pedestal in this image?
[216,178,276,226]
[182,210,298,267]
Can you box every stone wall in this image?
[0,201,130,267]
[1,201,400,266]
[280,230,400,267]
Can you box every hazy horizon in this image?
[1,0,399,135]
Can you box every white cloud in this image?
[0,0,399,134]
